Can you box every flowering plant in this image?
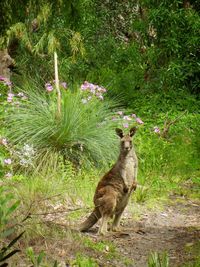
[15,143,35,168]
[80,81,107,104]
[44,79,107,106]
[0,137,12,178]
[0,135,37,178]
[0,76,27,106]
[111,111,144,129]
[45,80,67,92]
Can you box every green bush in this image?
[5,83,119,172]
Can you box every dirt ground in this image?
[12,196,200,266]
[78,197,200,267]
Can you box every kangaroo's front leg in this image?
[98,215,109,235]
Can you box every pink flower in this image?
[17,92,24,97]
[112,117,117,121]
[45,83,53,92]
[89,83,96,94]
[0,76,6,81]
[90,88,96,94]
[7,93,14,102]
[81,81,90,90]
[1,138,7,146]
[117,111,123,116]
[136,117,144,124]
[8,93,14,97]
[0,77,12,87]
[98,95,104,100]
[123,115,132,121]
[97,86,107,93]
[100,87,107,93]
[154,126,160,133]
[131,114,136,118]
[4,158,12,165]
[7,97,13,103]
[123,123,129,128]
[61,82,67,89]
[5,81,12,87]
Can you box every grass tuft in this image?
[6,88,119,172]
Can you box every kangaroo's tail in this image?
[80,208,101,232]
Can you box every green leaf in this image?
[37,251,45,265]
[53,260,58,267]
[5,201,20,217]
[7,231,24,250]
[0,250,20,262]
[26,247,35,264]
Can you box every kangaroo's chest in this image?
[120,157,136,188]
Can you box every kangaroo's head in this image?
[115,127,137,153]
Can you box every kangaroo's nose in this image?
[124,142,130,150]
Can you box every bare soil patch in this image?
[82,198,200,266]
[12,197,200,266]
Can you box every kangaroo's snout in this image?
[124,141,131,150]
[121,139,132,152]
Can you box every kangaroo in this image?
[80,127,138,235]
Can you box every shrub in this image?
[5,83,119,172]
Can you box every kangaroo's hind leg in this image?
[98,192,117,235]
[98,214,109,235]
[111,203,127,232]
[111,211,123,232]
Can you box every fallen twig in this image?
[30,206,90,216]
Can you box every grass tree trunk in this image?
[54,51,61,118]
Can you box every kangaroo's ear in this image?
[115,128,124,138]
[129,127,137,137]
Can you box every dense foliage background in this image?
[0,0,199,174]
[0,0,199,266]
[1,0,200,97]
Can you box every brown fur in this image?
[80,127,138,235]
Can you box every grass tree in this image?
[5,83,118,172]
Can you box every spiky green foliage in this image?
[6,88,118,171]
[148,251,169,267]
[0,187,24,266]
